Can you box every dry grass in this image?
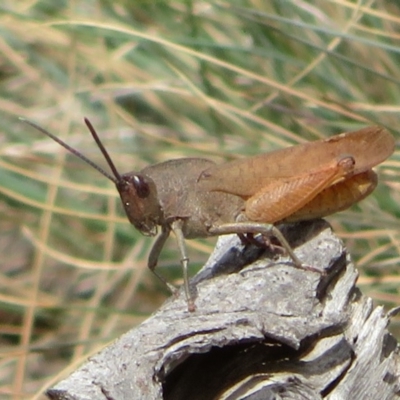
[0,1,399,398]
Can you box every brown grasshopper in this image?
[22,118,395,311]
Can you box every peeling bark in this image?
[47,220,400,400]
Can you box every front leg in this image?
[171,219,195,312]
[148,225,177,294]
[148,220,195,312]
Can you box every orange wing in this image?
[198,126,394,199]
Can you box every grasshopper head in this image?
[116,173,162,236]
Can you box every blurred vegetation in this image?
[0,1,399,398]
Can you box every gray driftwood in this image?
[47,220,400,400]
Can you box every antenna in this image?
[20,117,121,184]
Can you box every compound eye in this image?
[132,175,150,198]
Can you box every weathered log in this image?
[47,220,400,400]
